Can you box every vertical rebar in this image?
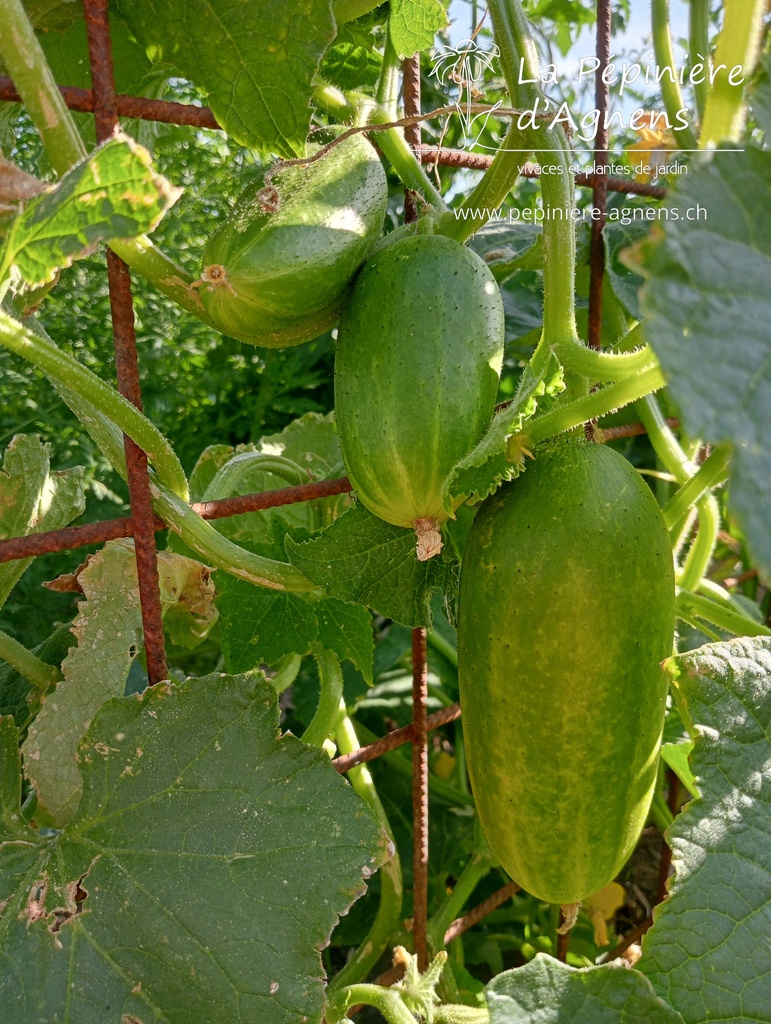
[411,624,429,971]
[402,55,422,224]
[83,0,168,683]
[403,50,429,971]
[587,0,612,349]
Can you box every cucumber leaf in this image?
[1,674,387,1024]
[0,135,180,288]
[443,352,565,513]
[112,0,336,158]
[285,502,457,628]
[390,0,448,58]
[640,637,771,1024]
[486,954,684,1023]
[635,145,771,580]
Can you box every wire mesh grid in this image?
[0,0,636,966]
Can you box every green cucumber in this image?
[199,133,387,348]
[457,440,675,906]
[335,234,504,558]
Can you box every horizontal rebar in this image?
[0,477,353,564]
[333,703,462,774]
[0,76,667,199]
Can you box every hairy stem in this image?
[328,985,416,1024]
[699,0,765,146]
[429,852,493,946]
[327,702,404,997]
[520,364,666,448]
[651,0,698,149]
[0,629,61,692]
[0,311,188,500]
[689,0,710,122]
[0,0,84,170]
[676,590,771,638]
[678,495,720,592]
[153,484,315,592]
[636,394,694,484]
[302,646,346,747]
[661,444,732,530]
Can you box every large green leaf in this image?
[640,637,771,1023]
[486,955,684,1023]
[113,0,336,157]
[1,673,387,1023]
[0,134,180,288]
[637,146,771,579]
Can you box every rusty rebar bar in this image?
[332,702,462,775]
[587,0,613,349]
[443,881,520,945]
[417,146,667,199]
[0,478,353,565]
[403,55,422,223]
[411,624,430,971]
[85,0,167,683]
[599,916,653,963]
[0,75,220,129]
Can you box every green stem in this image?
[0,629,61,692]
[0,311,188,500]
[368,105,447,210]
[697,576,759,618]
[560,339,657,384]
[108,237,213,324]
[327,985,416,1024]
[440,123,525,243]
[486,0,541,108]
[699,0,765,146]
[34,332,312,594]
[649,788,675,832]
[636,394,694,484]
[313,84,447,211]
[661,443,732,530]
[427,630,458,668]
[302,646,346,747]
[689,0,711,122]
[676,590,771,638]
[676,608,723,643]
[327,702,403,997]
[0,0,84,170]
[429,853,492,947]
[377,30,400,119]
[153,484,315,591]
[651,0,698,149]
[678,495,720,592]
[270,653,302,694]
[520,364,666,448]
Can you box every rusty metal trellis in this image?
[0,0,655,972]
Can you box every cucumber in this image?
[200,133,387,347]
[335,234,504,557]
[457,440,675,906]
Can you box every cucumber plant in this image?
[0,0,769,1022]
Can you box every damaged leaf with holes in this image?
[0,674,388,1023]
